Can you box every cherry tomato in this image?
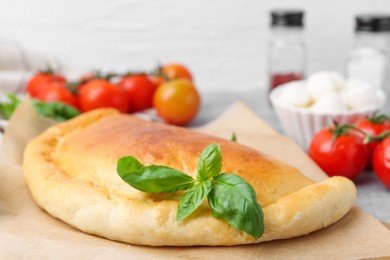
[355,114,390,167]
[373,136,390,189]
[153,79,200,126]
[118,74,157,112]
[78,79,129,113]
[75,73,95,92]
[162,63,193,81]
[36,81,79,109]
[309,127,368,179]
[149,75,165,89]
[26,72,65,97]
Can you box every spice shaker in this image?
[268,9,305,93]
[346,14,390,91]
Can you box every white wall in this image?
[0,0,389,93]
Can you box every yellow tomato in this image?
[153,79,200,126]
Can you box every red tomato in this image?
[153,79,200,126]
[79,79,129,113]
[162,63,193,81]
[118,74,157,112]
[36,81,79,109]
[373,137,390,188]
[309,127,368,179]
[149,75,165,89]
[26,72,65,97]
[76,73,95,92]
[356,115,390,167]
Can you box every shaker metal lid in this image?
[271,9,304,27]
[355,14,390,32]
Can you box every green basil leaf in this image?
[177,179,212,221]
[32,100,80,122]
[197,143,222,181]
[0,93,21,119]
[230,132,237,142]
[208,173,264,239]
[117,156,195,193]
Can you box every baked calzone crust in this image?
[23,109,356,246]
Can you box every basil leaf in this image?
[208,173,264,239]
[0,93,21,119]
[177,179,212,221]
[32,100,80,122]
[117,143,265,239]
[117,156,195,193]
[197,143,222,181]
[231,132,237,142]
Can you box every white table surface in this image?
[192,88,390,224]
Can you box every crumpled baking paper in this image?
[1,101,390,259]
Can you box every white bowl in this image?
[270,83,386,149]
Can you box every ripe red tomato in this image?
[36,81,79,109]
[75,73,95,92]
[118,74,157,112]
[162,63,193,81]
[355,115,390,167]
[149,75,165,89]
[373,136,390,189]
[26,72,66,97]
[309,127,368,179]
[153,79,200,126]
[78,79,129,113]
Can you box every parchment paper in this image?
[1,96,56,164]
[1,102,390,259]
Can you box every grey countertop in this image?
[192,88,390,223]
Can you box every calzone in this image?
[23,109,356,246]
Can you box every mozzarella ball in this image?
[310,92,347,113]
[306,71,346,101]
[342,82,385,109]
[278,81,312,107]
[343,79,375,92]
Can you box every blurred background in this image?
[0,0,389,93]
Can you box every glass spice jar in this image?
[346,14,390,91]
[268,9,306,93]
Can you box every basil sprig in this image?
[32,100,80,122]
[0,94,80,122]
[231,132,237,142]
[117,143,264,239]
[0,93,21,119]
[117,156,194,193]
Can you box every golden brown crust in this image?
[22,109,356,246]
